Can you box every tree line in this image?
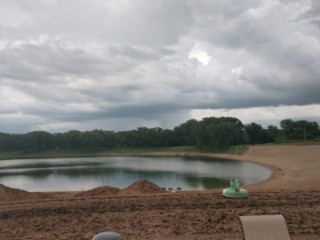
[0,117,319,152]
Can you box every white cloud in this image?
[66,78,96,90]
[188,42,212,66]
[0,86,37,113]
[231,66,243,77]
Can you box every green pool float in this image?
[222,179,248,198]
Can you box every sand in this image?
[0,144,319,240]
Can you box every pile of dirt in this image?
[0,184,30,201]
[120,179,166,195]
[75,186,120,197]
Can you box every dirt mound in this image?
[75,186,120,197]
[120,179,165,195]
[0,184,30,201]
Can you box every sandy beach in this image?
[0,144,319,240]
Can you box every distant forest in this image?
[1,117,319,152]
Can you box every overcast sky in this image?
[1,0,320,133]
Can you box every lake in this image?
[0,156,271,191]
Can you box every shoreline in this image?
[2,144,320,193]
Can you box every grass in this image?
[221,145,249,155]
[4,141,318,160]
[0,149,101,160]
[0,146,197,160]
[106,146,197,153]
[276,140,320,145]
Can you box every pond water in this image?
[0,156,271,191]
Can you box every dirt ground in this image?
[0,144,319,240]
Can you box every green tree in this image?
[63,130,82,149]
[266,125,279,142]
[292,120,319,141]
[102,130,117,148]
[280,119,295,139]
[80,130,104,150]
[194,117,244,151]
[21,131,54,151]
[0,133,20,150]
[245,123,269,144]
[174,119,198,146]
[207,121,238,151]
[280,119,320,141]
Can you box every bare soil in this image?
[0,144,319,240]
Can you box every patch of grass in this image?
[273,139,320,145]
[105,146,197,153]
[0,149,100,160]
[0,146,197,160]
[221,145,249,155]
[6,142,319,160]
[0,151,24,160]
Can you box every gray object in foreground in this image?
[239,215,291,240]
[92,232,123,240]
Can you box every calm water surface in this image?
[0,156,271,191]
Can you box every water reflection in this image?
[0,156,270,191]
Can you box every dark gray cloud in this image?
[1,0,320,133]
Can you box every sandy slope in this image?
[0,144,319,240]
[198,144,320,190]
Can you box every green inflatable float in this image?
[222,179,248,198]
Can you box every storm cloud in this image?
[1,0,320,133]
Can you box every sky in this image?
[1,0,320,133]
